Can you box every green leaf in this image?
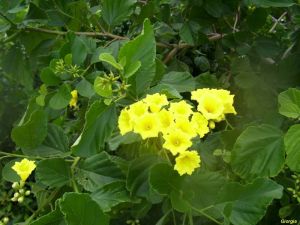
[72,101,117,157]
[2,159,20,182]
[94,76,113,98]
[40,67,61,86]
[231,124,285,180]
[102,0,137,26]
[99,53,123,70]
[76,78,95,98]
[11,110,48,149]
[204,0,224,17]
[25,2,48,23]
[76,152,125,192]
[59,192,109,225]
[245,0,295,8]
[219,178,283,225]
[118,19,156,96]
[149,163,182,195]
[284,124,300,172]
[49,84,71,110]
[158,71,195,93]
[22,124,69,157]
[124,60,141,78]
[278,88,300,119]
[36,158,71,188]
[29,207,66,225]
[91,181,132,212]
[72,36,88,65]
[127,155,163,201]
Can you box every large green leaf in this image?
[127,155,163,201]
[36,158,71,188]
[102,0,137,26]
[72,101,117,157]
[278,88,300,119]
[284,124,300,172]
[71,36,88,65]
[91,181,132,212]
[76,152,125,192]
[59,193,109,225]
[11,110,48,149]
[158,71,195,93]
[22,124,69,157]
[118,19,156,96]
[231,124,285,180]
[49,84,72,110]
[219,178,283,225]
[29,207,66,225]
[244,0,295,7]
[2,159,21,182]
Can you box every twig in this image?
[281,42,295,60]
[233,6,240,33]
[163,46,179,64]
[269,11,287,33]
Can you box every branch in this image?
[269,11,287,33]
[24,27,129,40]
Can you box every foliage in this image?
[1,0,300,224]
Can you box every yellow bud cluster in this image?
[118,89,236,176]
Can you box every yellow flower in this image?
[12,159,36,181]
[196,92,224,120]
[143,93,169,112]
[191,113,209,138]
[158,109,174,134]
[214,89,237,115]
[173,117,197,138]
[134,113,160,139]
[191,88,210,101]
[174,150,201,176]
[69,90,78,108]
[118,108,133,135]
[163,130,192,155]
[128,101,148,119]
[169,101,193,119]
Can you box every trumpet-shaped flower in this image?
[143,93,169,112]
[12,159,36,181]
[158,109,174,134]
[196,92,224,120]
[118,109,133,135]
[134,113,160,139]
[214,89,236,115]
[169,101,193,119]
[174,150,201,175]
[128,101,148,119]
[163,130,192,155]
[173,118,197,138]
[191,113,209,138]
[69,90,78,108]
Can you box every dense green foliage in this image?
[1,0,300,224]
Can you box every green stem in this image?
[70,157,80,193]
[188,211,194,225]
[0,152,44,160]
[182,213,187,225]
[225,118,234,130]
[25,188,60,224]
[172,209,177,225]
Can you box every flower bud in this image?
[209,121,216,129]
[17,196,24,203]
[11,197,17,202]
[13,192,20,198]
[19,189,25,194]
[25,190,31,196]
[3,217,9,224]
[12,182,19,189]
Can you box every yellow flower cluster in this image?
[118,89,236,176]
[12,158,36,182]
[69,90,78,108]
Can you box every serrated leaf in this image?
[284,124,300,172]
[278,88,300,119]
[99,53,123,70]
[118,19,156,96]
[36,158,71,188]
[59,193,109,225]
[91,181,132,212]
[11,110,48,149]
[72,101,117,157]
[231,124,285,180]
